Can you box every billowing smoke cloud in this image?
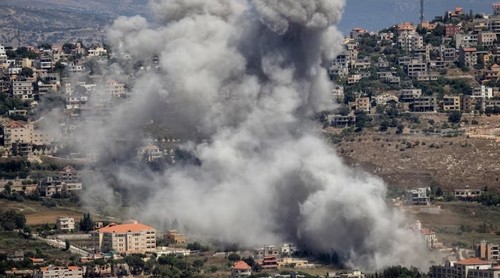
[74,0,429,270]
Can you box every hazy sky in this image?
[338,0,493,34]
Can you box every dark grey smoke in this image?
[75,0,428,270]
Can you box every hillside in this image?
[0,0,150,46]
[331,114,500,193]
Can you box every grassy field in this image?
[0,231,79,261]
[0,199,85,226]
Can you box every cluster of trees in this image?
[0,93,31,120]
[115,254,206,277]
[477,193,500,206]
[0,210,26,231]
[369,265,427,278]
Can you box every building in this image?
[327,270,365,278]
[106,80,126,98]
[459,47,477,68]
[468,268,500,278]
[455,189,482,200]
[445,24,461,37]
[232,261,252,277]
[3,121,52,150]
[405,188,430,206]
[260,256,278,270]
[164,230,186,245]
[405,60,427,77]
[430,258,493,278]
[155,247,191,257]
[455,34,478,50]
[137,144,163,162]
[281,243,299,256]
[412,97,437,112]
[331,115,355,128]
[12,81,34,101]
[92,221,156,254]
[354,97,370,113]
[400,89,422,102]
[0,44,7,65]
[477,240,499,262]
[398,31,424,52]
[478,32,497,46]
[33,266,83,278]
[442,96,461,111]
[56,217,75,232]
[347,74,362,85]
[419,228,438,249]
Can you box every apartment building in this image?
[34,266,83,278]
[164,230,187,245]
[354,97,370,113]
[106,80,126,98]
[56,217,75,232]
[399,89,422,102]
[398,31,424,52]
[478,32,497,46]
[3,121,52,149]
[12,81,34,101]
[430,258,493,278]
[442,96,461,111]
[412,97,437,112]
[0,44,7,65]
[477,240,500,262]
[405,61,427,77]
[459,47,478,68]
[92,221,156,254]
[455,34,478,49]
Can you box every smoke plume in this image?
[74,0,428,270]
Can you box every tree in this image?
[448,110,462,123]
[20,67,34,77]
[227,253,241,262]
[79,212,94,232]
[65,239,71,251]
[354,110,370,131]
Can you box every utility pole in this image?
[420,0,425,22]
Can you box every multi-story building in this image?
[91,221,156,254]
[442,96,461,111]
[455,34,478,49]
[459,47,477,68]
[56,217,75,232]
[488,18,500,32]
[477,240,499,262]
[3,121,52,149]
[34,266,83,278]
[399,89,422,102]
[0,44,7,65]
[478,32,497,46]
[412,97,437,112]
[106,80,126,98]
[12,81,34,101]
[405,61,427,77]
[430,258,493,278]
[455,189,482,200]
[398,31,424,52]
[354,97,370,113]
[405,188,430,206]
[462,95,482,113]
[494,3,500,16]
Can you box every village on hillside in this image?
[1,2,500,278]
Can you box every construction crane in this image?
[420,0,425,22]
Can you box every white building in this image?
[56,217,75,232]
[155,247,191,257]
[34,266,83,278]
[0,44,7,65]
[12,81,34,101]
[405,188,430,206]
[430,258,493,278]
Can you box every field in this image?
[0,231,78,261]
[0,199,84,226]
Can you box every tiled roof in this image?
[233,261,251,270]
[97,223,154,233]
[456,258,491,265]
[6,121,26,129]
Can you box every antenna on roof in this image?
[420,0,425,22]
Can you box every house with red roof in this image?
[91,221,156,254]
[232,260,251,277]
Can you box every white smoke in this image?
[74,0,429,270]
